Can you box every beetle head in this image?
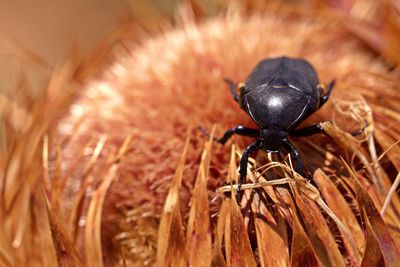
[261,128,287,152]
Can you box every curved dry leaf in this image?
[161,210,186,267]
[156,134,190,267]
[211,199,229,267]
[249,175,290,267]
[10,182,31,249]
[313,169,364,261]
[227,144,237,184]
[294,190,346,267]
[361,218,385,267]
[354,178,400,266]
[290,199,319,267]
[186,129,213,267]
[342,160,400,266]
[374,128,400,170]
[68,136,107,240]
[3,142,28,212]
[85,163,119,267]
[254,208,289,267]
[382,172,400,216]
[43,187,83,267]
[225,197,257,267]
[0,224,16,267]
[85,134,131,267]
[33,193,61,267]
[321,121,382,192]
[373,129,400,218]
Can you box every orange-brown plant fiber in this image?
[1,2,400,267]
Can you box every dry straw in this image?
[1,1,400,266]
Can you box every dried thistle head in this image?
[1,1,400,267]
[61,3,400,266]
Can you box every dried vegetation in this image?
[1,1,400,266]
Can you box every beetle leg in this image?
[319,79,335,107]
[237,139,262,203]
[198,126,259,144]
[290,124,325,137]
[283,140,304,175]
[217,125,260,144]
[224,78,239,102]
[351,121,369,136]
[291,121,368,137]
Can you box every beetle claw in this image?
[351,120,369,136]
[197,126,220,142]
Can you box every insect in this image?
[213,56,335,201]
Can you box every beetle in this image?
[213,56,335,201]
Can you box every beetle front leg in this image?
[199,125,259,144]
[351,121,369,136]
[237,140,262,203]
[291,122,368,137]
[319,79,335,107]
[224,78,239,102]
[290,124,325,137]
[218,125,259,144]
[283,140,304,175]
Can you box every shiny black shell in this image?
[240,57,321,130]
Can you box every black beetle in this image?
[213,56,335,200]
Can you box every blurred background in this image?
[0,0,400,91]
[0,0,191,93]
[1,0,399,94]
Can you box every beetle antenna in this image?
[224,78,239,102]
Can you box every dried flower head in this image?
[1,1,400,266]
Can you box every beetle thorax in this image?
[261,128,287,152]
